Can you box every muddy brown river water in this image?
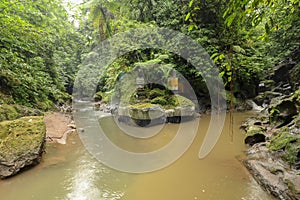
[0,111,275,200]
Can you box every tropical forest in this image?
[0,0,299,199]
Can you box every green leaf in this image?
[210,52,219,60]
[226,64,231,71]
[189,0,194,7]
[185,12,191,21]
[188,25,194,32]
[223,8,230,18]
[225,13,236,27]
[219,71,225,77]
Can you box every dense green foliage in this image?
[0,104,43,122]
[1,0,299,110]
[77,0,299,106]
[0,0,85,109]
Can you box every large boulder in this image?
[129,104,166,127]
[0,116,46,179]
[115,93,198,126]
[165,106,196,123]
[116,104,166,127]
[269,99,298,127]
[116,104,197,126]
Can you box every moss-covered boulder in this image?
[268,115,300,169]
[128,103,165,127]
[116,94,197,126]
[0,116,46,179]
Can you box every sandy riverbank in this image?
[44,112,76,144]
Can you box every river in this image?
[0,112,275,200]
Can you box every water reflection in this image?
[0,112,275,200]
[65,157,102,200]
[64,144,126,200]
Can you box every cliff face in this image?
[0,116,46,179]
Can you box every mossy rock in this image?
[0,116,46,178]
[268,131,300,167]
[129,103,165,122]
[293,87,300,106]
[93,91,103,102]
[0,104,19,122]
[129,103,158,110]
[244,125,266,146]
[149,88,166,99]
[102,90,113,103]
[269,99,298,127]
[0,116,46,158]
[169,94,195,107]
[150,96,168,105]
[268,131,294,151]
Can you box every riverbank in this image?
[44,112,76,144]
[242,88,300,199]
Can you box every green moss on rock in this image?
[268,131,300,166]
[129,103,158,110]
[290,63,300,90]
[0,116,46,178]
[0,104,19,122]
[149,88,166,98]
[150,96,168,105]
[268,131,297,151]
[93,91,103,102]
[169,94,195,107]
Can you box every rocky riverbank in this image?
[242,98,300,199]
[241,51,300,199]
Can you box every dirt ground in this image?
[43,112,73,139]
